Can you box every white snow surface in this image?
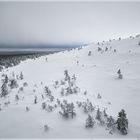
[0,36,140,138]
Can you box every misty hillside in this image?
[0,35,140,138]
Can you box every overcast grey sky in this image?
[0,1,140,47]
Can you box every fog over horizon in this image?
[0,1,140,48]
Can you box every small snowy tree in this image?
[34,96,37,104]
[44,124,49,131]
[64,70,69,81]
[19,72,24,80]
[117,69,123,79]
[9,79,18,89]
[96,108,102,121]
[88,51,92,56]
[97,93,102,99]
[138,41,140,45]
[117,109,128,135]
[44,86,51,96]
[85,114,95,128]
[1,81,8,97]
[107,116,116,134]
[103,109,108,117]
[26,106,30,111]
[105,47,108,51]
[4,75,8,83]
[15,94,19,101]
[42,102,46,109]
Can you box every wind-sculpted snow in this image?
[0,36,140,138]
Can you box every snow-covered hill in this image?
[0,36,140,138]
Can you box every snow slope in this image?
[0,36,140,138]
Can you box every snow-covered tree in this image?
[34,96,37,104]
[42,102,46,109]
[15,94,19,101]
[61,88,64,96]
[44,124,49,131]
[117,109,128,135]
[117,69,123,79]
[85,114,95,128]
[103,109,108,117]
[88,51,92,56]
[44,86,51,96]
[23,82,28,87]
[64,70,69,81]
[19,72,24,80]
[26,106,30,111]
[96,108,102,121]
[4,75,8,83]
[1,80,8,97]
[9,79,18,89]
[105,47,108,51]
[98,47,102,51]
[97,93,102,99]
[107,116,116,134]
[84,90,87,95]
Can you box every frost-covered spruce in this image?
[88,51,92,56]
[72,74,76,81]
[44,124,49,131]
[64,70,69,81]
[84,90,87,95]
[26,106,30,111]
[61,88,64,96]
[9,79,18,89]
[19,72,24,80]
[42,102,46,109]
[15,94,19,101]
[107,116,116,133]
[98,47,102,51]
[34,96,37,104]
[18,87,24,93]
[1,80,8,97]
[105,47,108,51]
[117,109,128,135]
[44,86,51,96]
[57,99,61,105]
[103,109,108,117]
[97,93,102,99]
[96,108,102,121]
[46,105,54,112]
[23,82,28,87]
[117,69,123,79]
[85,114,95,128]
[3,75,8,83]
[60,80,65,85]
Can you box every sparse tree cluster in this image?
[59,100,76,118]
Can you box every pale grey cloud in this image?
[0,1,140,46]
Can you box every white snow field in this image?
[0,36,140,138]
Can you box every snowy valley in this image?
[0,35,140,138]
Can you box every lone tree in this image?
[117,69,123,79]
[88,51,92,56]
[1,80,8,97]
[117,109,128,135]
[139,41,140,45]
[85,114,95,128]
